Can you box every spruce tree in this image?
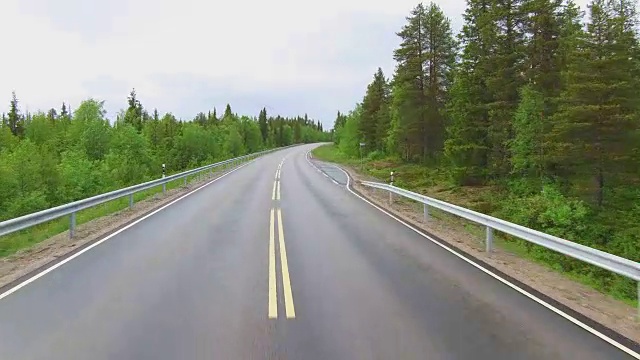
[359,68,390,152]
[444,0,495,184]
[7,91,24,137]
[550,0,640,207]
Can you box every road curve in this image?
[0,144,636,359]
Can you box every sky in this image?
[0,0,589,129]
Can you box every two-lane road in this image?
[0,144,636,359]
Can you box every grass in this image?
[313,144,639,307]
[0,163,234,258]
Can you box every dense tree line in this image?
[334,0,639,298]
[0,89,328,221]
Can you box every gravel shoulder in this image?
[333,162,640,346]
[0,167,237,292]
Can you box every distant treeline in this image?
[0,89,329,221]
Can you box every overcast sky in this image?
[1,0,589,129]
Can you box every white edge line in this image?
[0,158,258,301]
[305,151,340,186]
[329,164,639,359]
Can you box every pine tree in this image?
[509,84,546,185]
[424,2,457,157]
[522,0,563,95]
[359,68,391,152]
[259,107,269,142]
[550,0,640,207]
[389,3,458,160]
[223,104,233,119]
[194,112,207,127]
[389,3,428,160]
[485,0,527,178]
[7,91,24,137]
[47,108,57,123]
[60,102,69,119]
[125,89,144,131]
[206,108,219,127]
[444,0,495,184]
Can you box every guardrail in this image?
[0,146,294,239]
[360,181,640,317]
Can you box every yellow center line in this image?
[272,181,277,200]
[276,181,281,200]
[277,209,295,318]
[268,209,277,318]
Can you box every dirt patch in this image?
[0,168,236,290]
[339,164,640,345]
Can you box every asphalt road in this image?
[0,144,636,360]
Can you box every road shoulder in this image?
[308,155,640,351]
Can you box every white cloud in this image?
[0,0,591,124]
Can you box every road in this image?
[0,144,636,360]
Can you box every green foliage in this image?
[359,68,390,153]
[388,2,457,161]
[510,85,546,180]
[338,106,362,158]
[0,91,329,231]
[333,0,640,302]
[498,185,590,242]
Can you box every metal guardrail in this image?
[0,146,294,238]
[360,181,640,316]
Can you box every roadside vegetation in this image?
[321,0,640,304]
[0,90,329,256]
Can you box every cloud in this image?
[0,0,591,127]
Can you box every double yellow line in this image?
[269,159,295,319]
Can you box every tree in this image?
[444,0,495,183]
[7,91,24,137]
[69,99,111,162]
[388,3,429,160]
[223,104,233,120]
[485,0,527,177]
[60,102,69,118]
[124,88,144,131]
[509,84,546,186]
[225,124,245,157]
[259,107,269,142]
[388,2,457,161]
[338,105,363,157]
[359,68,390,152]
[194,112,207,127]
[47,108,58,123]
[207,107,218,127]
[550,0,640,208]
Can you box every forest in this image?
[331,0,640,301]
[0,89,328,223]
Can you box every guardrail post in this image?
[637,282,639,321]
[129,194,134,210]
[486,226,493,253]
[184,176,187,187]
[162,171,166,195]
[423,204,429,223]
[69,212,76,239]
[389,172,394,205]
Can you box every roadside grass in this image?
[0,164,231,258]
[312,144,638,307]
